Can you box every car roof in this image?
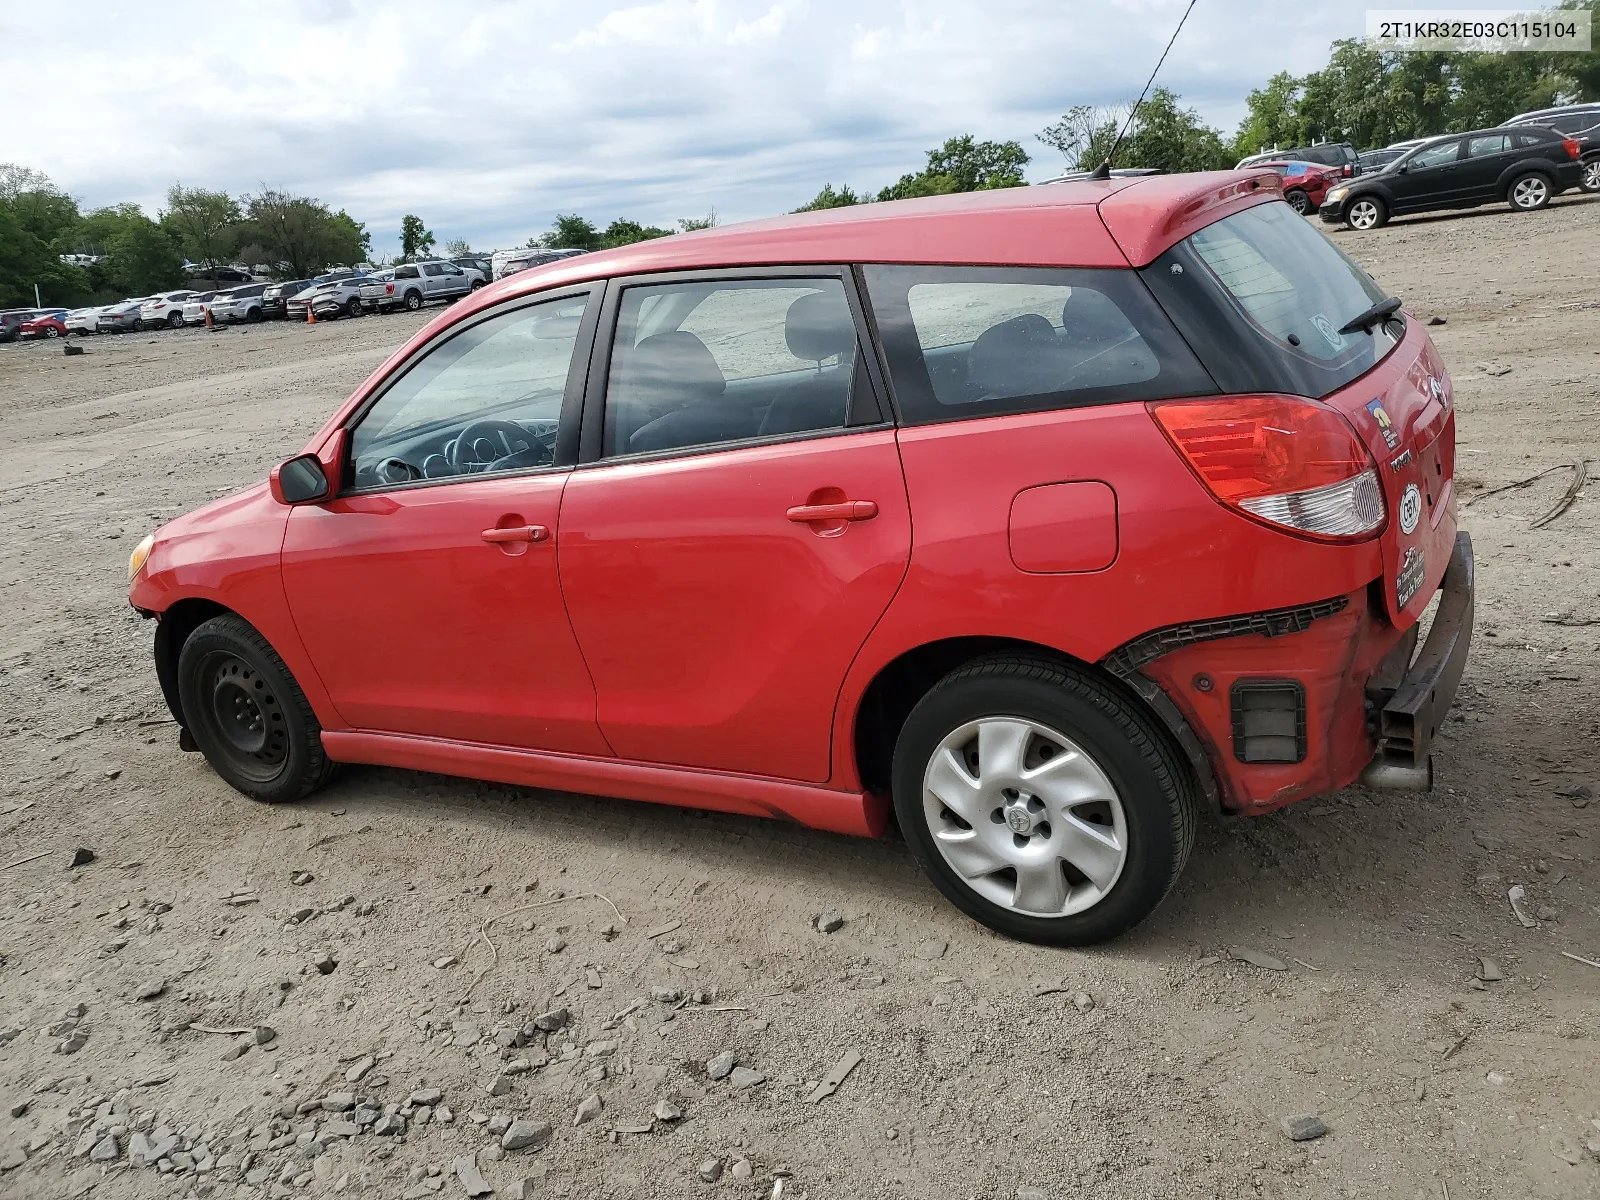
[483,173,1282,296]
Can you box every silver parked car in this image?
[209,283,271,323]
[98,298,153,333]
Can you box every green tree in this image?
[793,183,861,212]
[877,135,1028,201]
[239,190,367,278]
[1234,72,1304,157]
[1110,88,1234,172]
[71,204,184,296]
[0,180,89,306]
[160,185,241,284]
[444,236,472,257]
[676,211,719,232]
[601,219,671,247]
[399,214,434,260]
[1038,105,1125,169]
[534,214,599,250]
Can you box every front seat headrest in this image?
[620,330,726,403]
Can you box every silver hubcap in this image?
[1584,161,1600,191]
[1349,200,1379,229]
[1513,177,1546,207]
[922,717,1128,918]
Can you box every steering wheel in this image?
[448,419,538,471]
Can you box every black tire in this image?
[1284,188,1310,215]
[404,289,423,312]
[177,613,337,803]
[132,318,145,332]
[1582,158,1600,194]
[1507,171,1552,211]
[44,327,59,339]
[891,655,1197,946]
[1343,194,1388,230]
[344,297,362,318]
[167,311,184,329]
[246,306,263,323]
[470,279,485,290]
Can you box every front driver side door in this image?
[1389,139,1465,211]
[281,286,612,755]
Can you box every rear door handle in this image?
[481,525,549,543]
[786,500,878,523]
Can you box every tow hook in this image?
[1360,755,1434,791]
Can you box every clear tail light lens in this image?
[1148,395,1386,542]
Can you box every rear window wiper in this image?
[1338,295,1403,335]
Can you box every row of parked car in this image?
[1235,101,1600,229]
[0,256,510,345]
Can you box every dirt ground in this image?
[2,194,1598,1200]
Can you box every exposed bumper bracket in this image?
[1370,532,1474,770]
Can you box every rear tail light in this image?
[1563,137,1581,159]
[1148,396,1385,541]
[386,283,394,295]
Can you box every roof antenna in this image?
[1091,0,1199,180]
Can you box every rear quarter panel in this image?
[827,404,1384,789]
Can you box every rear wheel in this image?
[1508,172,1552,210]
[131,318,145,332]
[1345,195,1387,230]
[891,656,1197,946]
[344,297,362,318]
[1284,188,1310,215]
[167,311,183,329]
[177,614,337,803]
[404,289,423,312]
[44,327,59,338]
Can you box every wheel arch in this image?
[152,597,233,728]
[849,635,1214,808]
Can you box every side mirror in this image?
[271,454,329,504]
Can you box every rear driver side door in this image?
[556,268,911,784]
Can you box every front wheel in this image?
[1344,195,1387,230]
[1508,172,1552,210]
[177,614,337,803]
[1582,159,1600,194]
[891,656,1197,946]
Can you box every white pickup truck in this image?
[360,259,485,313]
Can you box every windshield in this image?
[1142,201,1401,398]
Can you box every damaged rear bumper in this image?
[1361,532,1474,787]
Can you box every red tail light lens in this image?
[1149,396,1385,541]
[1563,138,1581,160]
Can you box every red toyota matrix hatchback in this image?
[129,173,1472,944]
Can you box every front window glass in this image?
[350,293,588,489]
[603,278,857,457]
[1408,141,1460,169]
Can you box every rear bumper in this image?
[1125,534,1473,814]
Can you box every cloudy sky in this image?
[4,0,1381,257]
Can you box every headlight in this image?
[1325,187,1348,203]
[128,534,154,582]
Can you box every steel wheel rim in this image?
[1349,200,1378,229]
[201,651,288,781]
[922,717,1128,918]
[1584,161,1600,191]
[1513,177,1547,207]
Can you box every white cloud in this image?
[0,1,1370,258]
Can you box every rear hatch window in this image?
[1141,202,1402,398]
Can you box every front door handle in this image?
[481,524,549,544]
[786,500,878,523]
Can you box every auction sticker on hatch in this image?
[1396,546,1427,609]
[1398,482,1423,535]
[1366,399,1401,450]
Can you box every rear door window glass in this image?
[865,265,1213,424]
[602,278,860,457]
[1466,135,1510,157]
[1142,202,1400,398]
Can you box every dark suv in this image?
[1502,103,1600,193]
[1318,125,1585,230]
[1237,142,1359,177]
